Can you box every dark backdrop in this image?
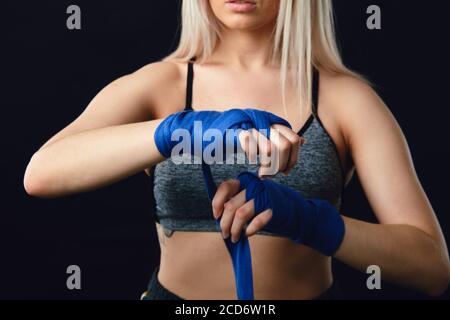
[2,0,449,299]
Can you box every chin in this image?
[221,16,265,31]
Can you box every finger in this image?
[212,179,240,219]
[220,189,246,239]
[270,128,291,175]
[252,129,272,168]
[257,127,290,177]
[230,200,255,243]
[239,129,258,164]
[272,124,303,174]
[245,209,273,237]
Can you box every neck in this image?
[212,23,276,70]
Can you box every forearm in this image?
[335,216,450,296]
[24,119,164,197]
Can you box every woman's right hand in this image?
[238,124,305,177]
[154,108,304,177]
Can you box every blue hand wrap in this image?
[237,172,346,256]
[154,109,291,159]
[154,109,292,300]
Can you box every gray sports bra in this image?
[151,61,345,236]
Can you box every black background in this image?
[2,0,449,299]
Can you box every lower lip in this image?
[226,2,257,13]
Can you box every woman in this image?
[24,0,450,300]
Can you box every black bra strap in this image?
[185,61,194,111]
[311,67,320,116]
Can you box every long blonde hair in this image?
[165,0,363,117]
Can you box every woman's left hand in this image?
[211,172,346,257]
[212,178,272,242]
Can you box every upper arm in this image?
[331,75,445,241]
[40,60,184,149]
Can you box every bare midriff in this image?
[156,224,333,300]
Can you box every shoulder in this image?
[319,70,383,116]
[133,59,184,84]
[128,59,189,118]
[318,70,396,145]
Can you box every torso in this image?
[146,59,355,299]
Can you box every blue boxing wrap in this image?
[154,109,291,159]
[237,172,346,256]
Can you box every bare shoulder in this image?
[130,58,188,118]
[318,70,398,144]
[319,71,386,118]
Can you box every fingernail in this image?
[222,232,229,239]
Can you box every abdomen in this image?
[157,226,333,300]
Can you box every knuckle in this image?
[223,180,233,188]
[253,217,263,228]
[236,208,250,220]
[291,135,301,145]
[217,182,228,193]
[279,139,290,151]
[224,179,239,192]
[223,201,235,212]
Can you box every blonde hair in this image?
[165,0,363,117]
